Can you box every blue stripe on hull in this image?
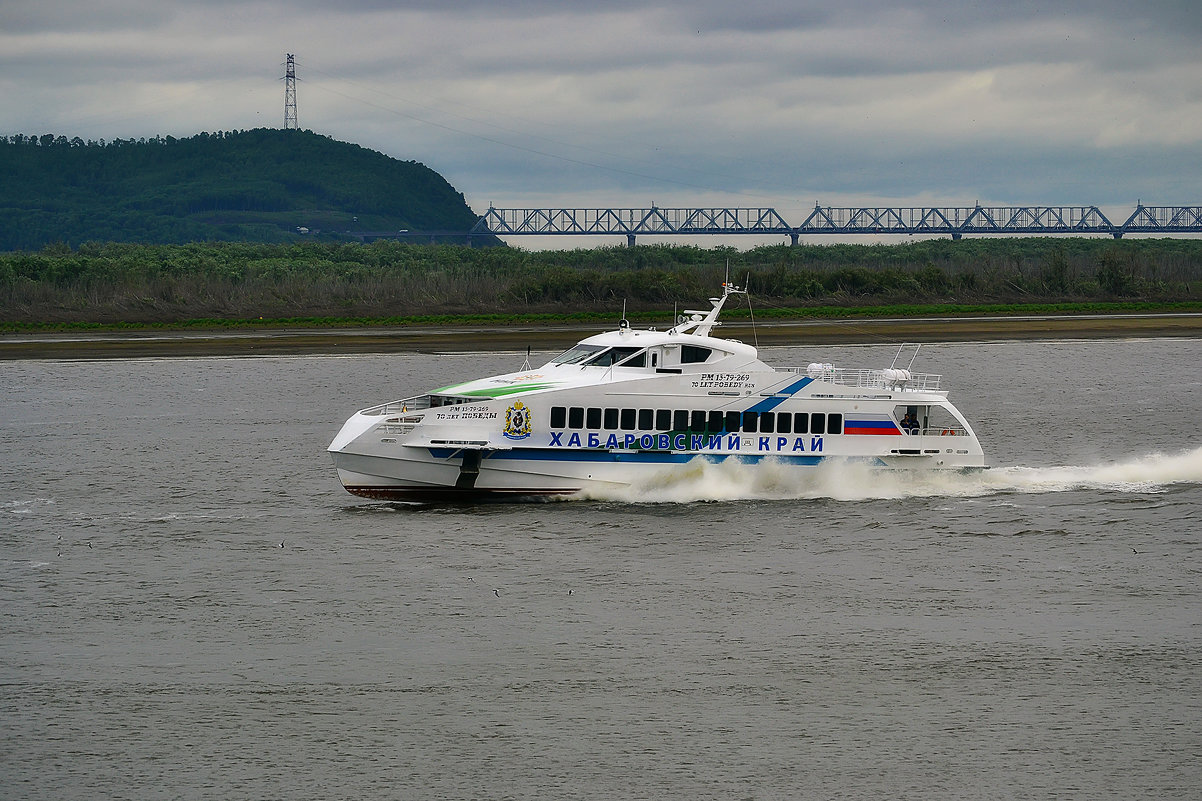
[429,447,827,466]
[744,376,813,413]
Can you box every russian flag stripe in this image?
[844,420,900,435]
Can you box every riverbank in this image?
[3,312,1199,359]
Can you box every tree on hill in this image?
[0,129,483,250]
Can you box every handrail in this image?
[362,394,432,416]
[778,366,943,391]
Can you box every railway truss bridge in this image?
[469,204,1202,245]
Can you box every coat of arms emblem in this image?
[503,401,533,440]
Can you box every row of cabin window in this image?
[549,406,843,435]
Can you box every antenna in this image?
[283,54,298,130]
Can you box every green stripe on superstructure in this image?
[455,383,556,398]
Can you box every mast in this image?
[668,281,745,337]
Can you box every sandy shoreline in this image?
[2,313,1200,359]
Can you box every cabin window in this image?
[586,407,602,429]
[707,411,724,433]
[550,407,567,428]
[794,413,809,434]
[760,412,775,434]
[604,408,619,430]
[586,347,641,367]
[777,413,792,434]
[656,409,672,431]
[811,413,826,435]
[742,411,759,433]
[690,410,706,432]
[680,345,712,364]
[828,413,843,434]
[620,408,637,430]
[725,411,741,432]
[674,410,689,431]
[552,344,604,365]
[617,350,647,368]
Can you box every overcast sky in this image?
[3,0,1199,232]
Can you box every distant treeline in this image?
[0,129,481,250]
[2,238,1200,325]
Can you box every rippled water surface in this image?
[3,339,1201,800]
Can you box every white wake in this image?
[577,446,1202,504]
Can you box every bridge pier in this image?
[626,234,636,247]
[790,232,799,246]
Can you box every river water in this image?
[3,338,1201,800]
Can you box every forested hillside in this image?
[0,129,481,250]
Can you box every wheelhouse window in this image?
[585,347,642,367]
[617,350,647,367]
[551,344,604,365]
[680,345,712,364]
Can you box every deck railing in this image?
[362,394,432,416]
[780,366,943,392]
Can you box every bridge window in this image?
[617,350,647,368]
[586,347,641,367]
[552,344,604,365]
[680,345,712,364]
[550,406,566,428]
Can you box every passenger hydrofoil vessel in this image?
[329,283,986,500]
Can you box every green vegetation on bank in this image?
[4,301,1199,334]
[2,237,1200,327]
[0,129,481,250]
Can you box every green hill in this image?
[0,129,484,250]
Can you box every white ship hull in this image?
[329,284,986,501]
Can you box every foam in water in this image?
[578,446,1202,504]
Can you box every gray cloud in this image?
[2,0,1198,222]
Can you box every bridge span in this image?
[470,203,1202,245]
